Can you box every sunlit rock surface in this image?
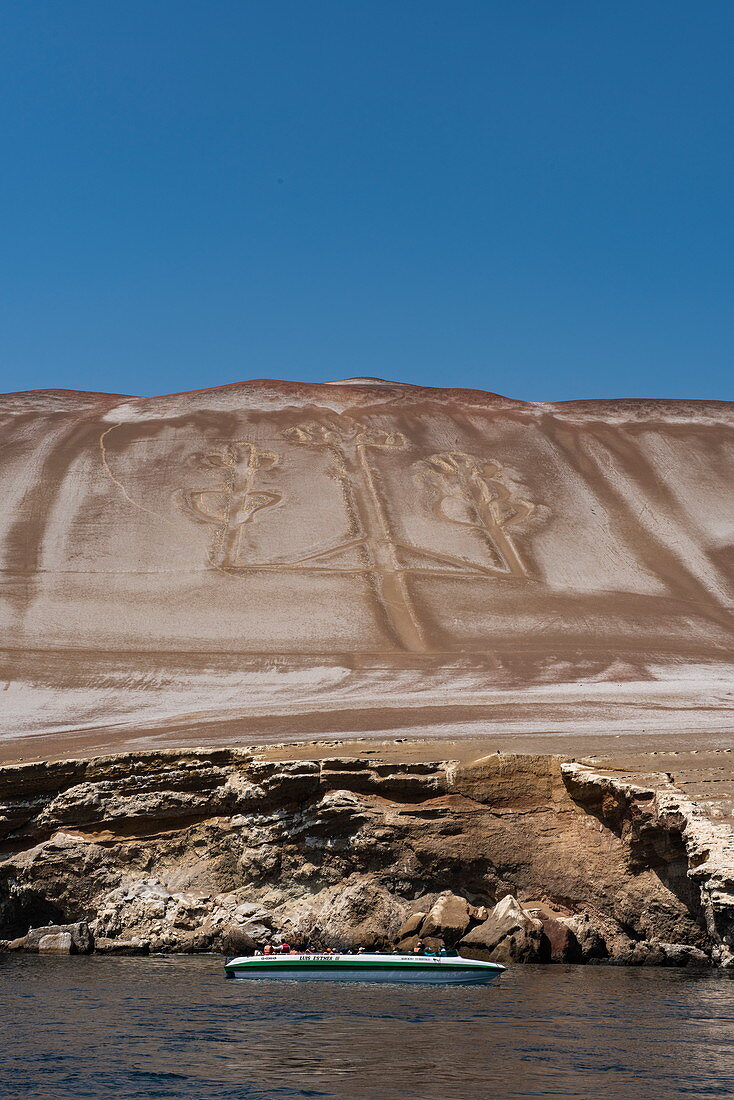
[1,378,733,759]
[0,749,730,964]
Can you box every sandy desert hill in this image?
[1,377,733,760]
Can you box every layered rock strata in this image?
[1,748,732,966]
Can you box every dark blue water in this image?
[1,955,733,1099]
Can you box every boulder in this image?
[69,922,94,955]
[395,912,425,941]
[220,926,258,956]
[38,932,73,954]
[11,922,94,955]
[421,893,472,946]
[563,913,608,961]
[630,941,666,966]
[620,940,712,967]
[541,916,580,963]
[94,937,149,955]
[236,920,273,943]
[460,896,546,963]
[657,943,711,968]
[232,902,269,920]
[712,944,734,968]
[184,930,215,952]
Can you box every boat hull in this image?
[224,953,505,984]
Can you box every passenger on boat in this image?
[263,944,274,956]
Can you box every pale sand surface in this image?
[2,654,732,761]
[2,648,732,758]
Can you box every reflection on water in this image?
[1,955,734,1099]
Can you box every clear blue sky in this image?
[1,1,733,400]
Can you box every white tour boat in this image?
[224,952,505,984]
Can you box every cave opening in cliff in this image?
[1,889,67,939]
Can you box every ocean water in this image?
[1,955,733,1099]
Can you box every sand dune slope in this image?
[1,378,732,758]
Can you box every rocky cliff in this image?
[1,748,732,966]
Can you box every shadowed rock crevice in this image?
[560,770,702,923]
[0,891,67,939]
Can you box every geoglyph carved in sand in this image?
[183,441,282,571]
[418,452,533,577]
[178,414,536,650]
[2,379,733,752]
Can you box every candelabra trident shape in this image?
[283,417,428,651]
[180,416,534,652]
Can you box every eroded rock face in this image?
[562,763,734,967]
[10,921,93,954]
[0,749,731,965]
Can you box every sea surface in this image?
[1,955,734,1099]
